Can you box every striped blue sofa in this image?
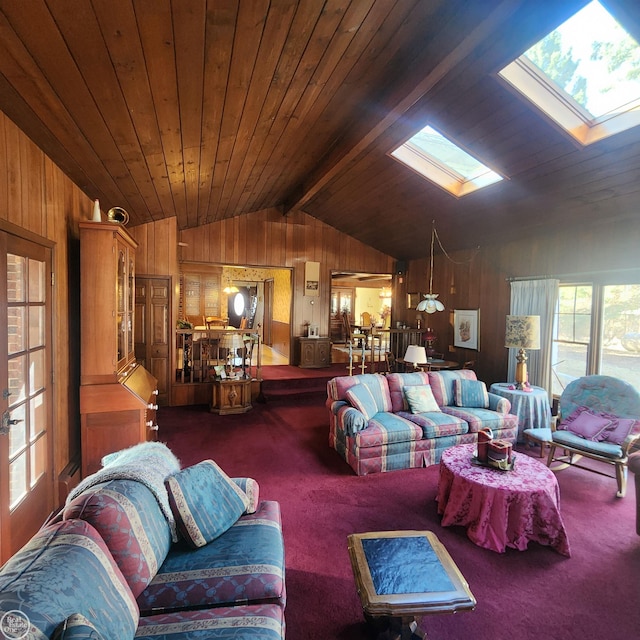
[327,370,518,475]
[0,448,285,639]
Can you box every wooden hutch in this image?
[79,221,158,477]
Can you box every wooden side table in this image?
[489,383,551,443]
[210,378,252,414]
[348,530,475,639]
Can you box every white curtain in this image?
[507,279,559,394]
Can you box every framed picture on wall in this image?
[407,292,421,309]
[454,309,480,350]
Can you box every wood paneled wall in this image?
[177,209,396,346]
[0,111,93,487]
[404,218,640,386]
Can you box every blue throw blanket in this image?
[67,442,181,542]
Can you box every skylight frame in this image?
[389,126,504,198]
[498,1,640,146]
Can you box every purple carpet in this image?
[157,391,640,640]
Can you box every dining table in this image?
[397,358,460,372]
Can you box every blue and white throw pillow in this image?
[166,460,249,548]
[346,384,379,421]
[454,379,489,408]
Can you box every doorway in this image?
[0,231,54,562]
[330,272,393,342]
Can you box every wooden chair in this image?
[541,375,640,498]
[341,312,366,347]
[383,351,397,374]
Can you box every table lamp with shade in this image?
[504,315,540,390]
[221,332,245,377]
[404,345,427,371]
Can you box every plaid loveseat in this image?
[0,444,286,640]
[327,370,518,475]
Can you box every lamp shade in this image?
[505,315,540,350]
[404,345,427,364]
[416,293,445,314]
[221,332,244,350]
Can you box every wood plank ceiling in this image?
[1,0,639,260]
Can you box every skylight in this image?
[390,126,503,197]
[499,1,640,145]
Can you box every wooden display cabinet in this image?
[298,337,332,368]
[79,222,159,477]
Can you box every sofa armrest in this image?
[488,393,511,414]
[336,404,368,436]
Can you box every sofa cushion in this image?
[428,370,477,407]
[63,479,172,598]
[552,429,624,458]
[137,500,285,613]
[327,374,392,412]
[346,384,378,420]
[135,604,285,640]
[558,406,613,441]
[166,460,249,548]
[0,519,139,640]
[454,379,489,408]
[68,442,181,543]
[403,385,441,413]
[52,614,105,639]
[441,406,518,435]
[354,412,423,448]
[386,372,431,412]
[399,411,468,439]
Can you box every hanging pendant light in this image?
[416,221,445,314]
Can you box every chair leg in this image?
[615,463,627,498]
[546,443,556,467]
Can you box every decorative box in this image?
[487,440,513,471]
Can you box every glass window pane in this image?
[7,254,26,302]
[552,343,589,396]
[8,403,26,458]
[30,392,46,439]
[30,433,47,487]
[8,355,27,405]
[8,305,25,354]
[28,258,45,303]
[10,452,27,509]
[600,284,640,389]
[29,349,45,394]
[184,274,201,316]
[29,305,45,348]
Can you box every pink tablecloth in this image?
[437,444,570,556]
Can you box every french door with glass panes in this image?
[0,231,53,562]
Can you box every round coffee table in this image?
[436,443,570,556]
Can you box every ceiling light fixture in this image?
[223,285,239,294]
[416,221,445,314]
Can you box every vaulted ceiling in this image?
[1,0,639,260]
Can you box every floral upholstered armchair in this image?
[527,375,640,498]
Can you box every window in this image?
[499,1,640,145]
[552,282,640,395]
[390,125,503,197]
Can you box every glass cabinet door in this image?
[127,255,135,358]
[117,246,126,363]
